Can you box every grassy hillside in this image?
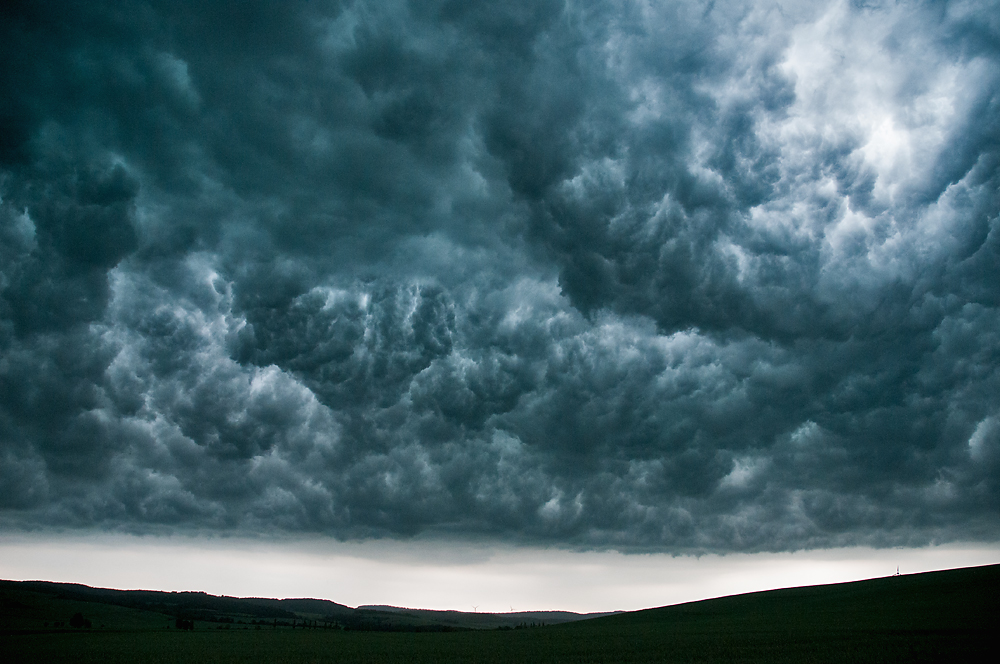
[3,563,997,662]
[538,562,999,663]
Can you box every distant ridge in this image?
[357,605,622,622]
[1,580,606,631]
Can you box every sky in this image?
[1,0,999,611]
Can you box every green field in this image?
[3,564,997,663]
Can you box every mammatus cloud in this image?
[1,0,998,552]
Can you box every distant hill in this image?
[3,580,347,621]
[356,605,621,628]
[0,579,607,631]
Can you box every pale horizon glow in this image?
[1,534,997,614]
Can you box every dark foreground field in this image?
[3,564,997,663]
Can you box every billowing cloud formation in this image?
[1,0,998,552]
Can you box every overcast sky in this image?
[1,0,999,606]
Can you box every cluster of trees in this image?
[497,622,545,631]
[69,612,92,628]
[205,617,302,628]
[174,618,195,630]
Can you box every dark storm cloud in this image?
[1,0,999,551]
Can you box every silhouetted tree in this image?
[69,612,91,628]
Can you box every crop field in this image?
[3,564,997,663]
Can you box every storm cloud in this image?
[1,0,998,552]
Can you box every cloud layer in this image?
[2,0,999,552]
